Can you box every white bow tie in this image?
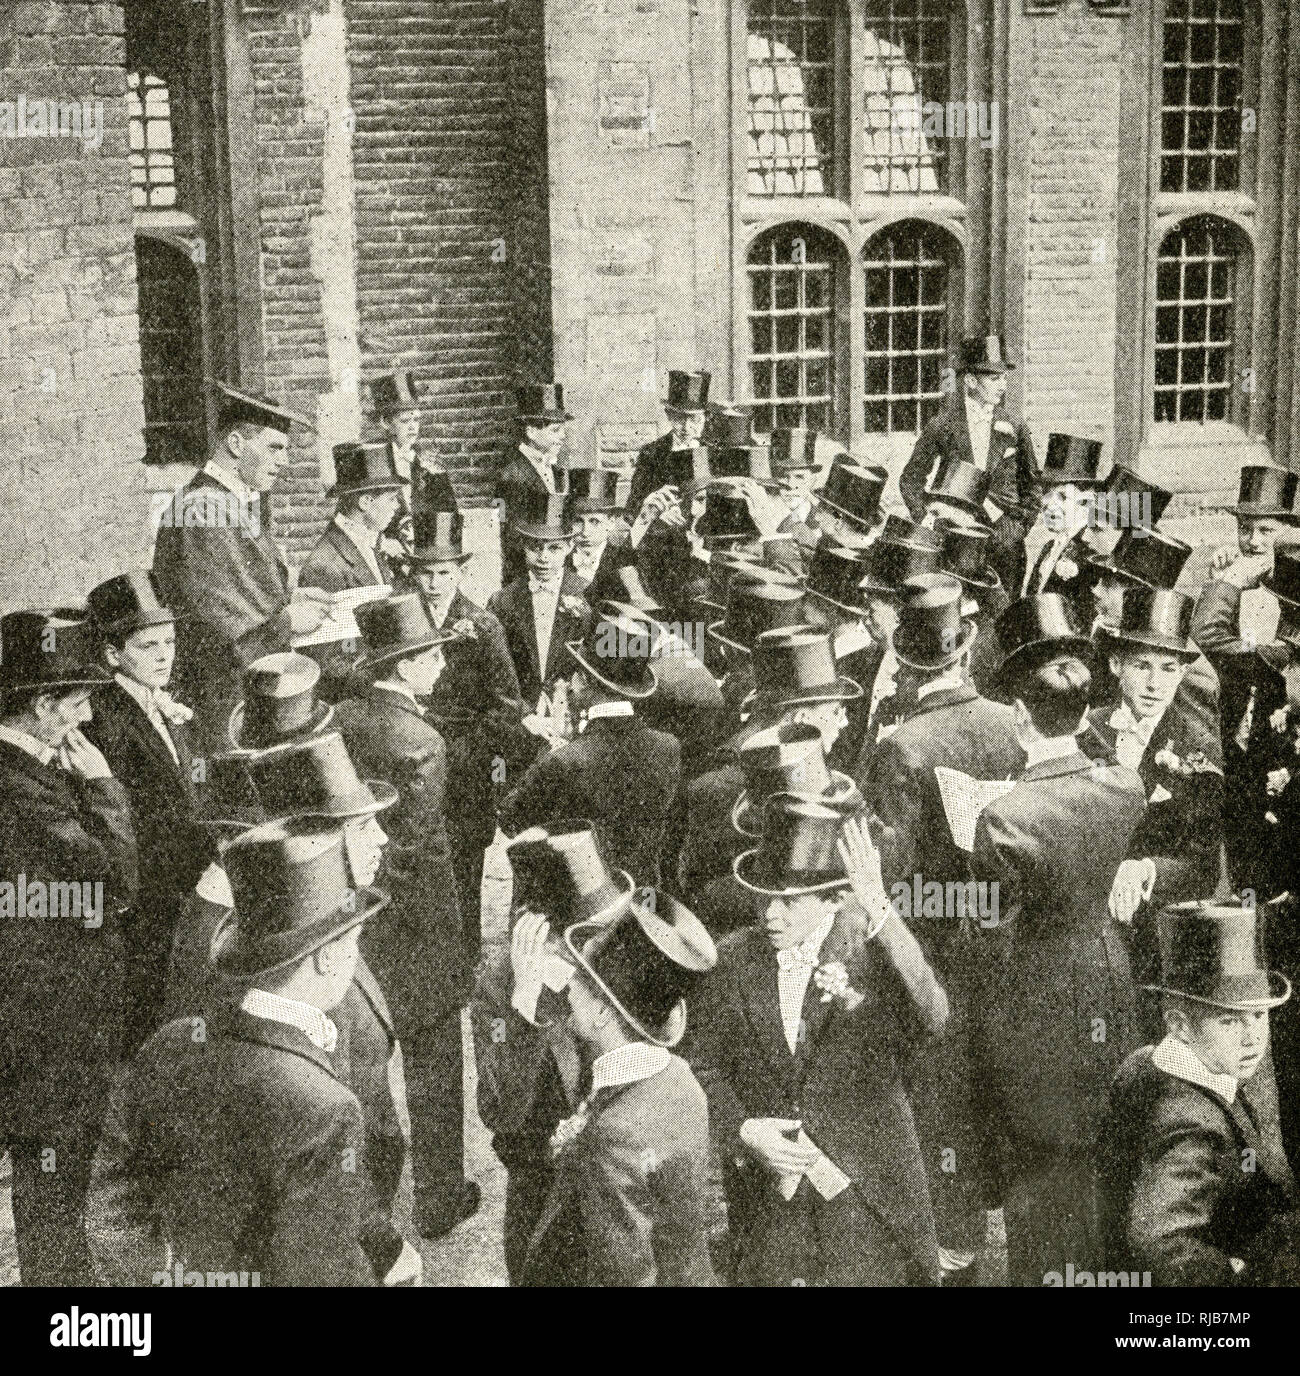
[152,689,193,726]
[776,944,821,974]
[529,577,561,596]
[1109,704,1156,742]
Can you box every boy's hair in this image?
[336,490,371,519]
[1012,654,1091,738]
[1162,993,1214,1033]
[0,686,48,721]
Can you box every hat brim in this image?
[355,629,459,672]
[519,410,575,424]
[660,398,707,412]
[806,585,873,617]
[754,675,864,709]
[731,771,861,839]
[706,621,752,656]
[923,490,987,517]
[1,669,113,693]
[996,635,1094,687]
[945,566,1001,592]
[327,479,406,499]
[280,778,400,823]
[810,495,878,530]
[562,917,687,1048]
[1259,573,1300,611]
[514,522,578,542]
[891,620,978,672]
[1103,628,1199,660]
[209,885,390,980]
[410,547,474,567]
[228,699,334,752]
[1140,970,1292,1012]
[564,640,658,700]
[1216,505,1300,520]
[732,847,852,898]
[1259,642,1300,673]
[959,361,1015,374]
[97,607,178,636]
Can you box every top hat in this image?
[198,751,266,835]
[734,793,852,896]
[710,444,779,488]
[564,889,717,1047]
[804,542,875,616]
[0,610,110,694]
[859,523,944,597]
[245,730,398,822]
[329,441,404,499]
[890,574,977,671]
[355,592,459,672]
[370,370,420,417]
[1105,587,1198,659]
[956,334,1015,374]
[562,466,622,515]
[1143,898,1291,1011]
[702,406,757,451]
[1263,547,1300,611]
[517,382,574,423]
[507,820,635,927]
[750,626,864,708]
[770,429,820,474]
[211,380,312,435]
[513,489,578,542]
[410,506,471,565]
[936,521,1000,591]
[814,461,888,530]
[696,483,760,543]
[565,607,658,700]
[994,594,1093,681]
[228,652,333,751]
[87,570,175,640]
[1088,526,1192,591]
[697,548,766,613]
[1041,433,1105,488]
[924,457,990,516]
[731,723,862,840]
[662,370,711,412]
[1219,465,1299,520]
[708,580,807,655]
[212,816,389,979]
[1095,465,1172,529]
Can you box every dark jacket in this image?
[85,1004,374,1287]
[1097,1046,1296,1285]
[0,742,138,1136]
[635,523,711,630]
[487,571,593,709]
[626,431,697,521]
[568,529,636,607]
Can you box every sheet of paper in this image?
[934,767,1017,853]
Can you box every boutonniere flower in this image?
[452,617,477,640]
[994,420,1015,436]
[1003,446,1017,459]
[549,1103,591,1158]
[1153,744,1183,774]
[1056,555,1079,582]
[561,595,587,617]
[1266,767,1292,797]
[154,691,193,725]
[1154,744,1222,777]
[813,960,863,1011]
[1270,706,1290,734]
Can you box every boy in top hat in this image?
[1207,462,1300,649]
[900,334,1040,597]
[472,822,636,1283]
[1022,433,1105,597]
[84,571,217,1054]
[690,805,948,1286]
[152,381,333,755]
[522,886,718,1286]
[87,816,383,1286]
[626,368,710,524]
[0,610,139,1286]
[497,381,574,586]
[1096,899,1296,1285]
[861,574,1024,1278]
[370,369,458,548]
[769,428,824,564]
[970,637,1147,1286]
[333,593,480,1239]
[501,607,681,888]
[487,488,593,715]
[563,466,634,604]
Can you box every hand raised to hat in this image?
[1216,551,1271,591]
[1210,543,1240,573]
[510,910,551,1025]
[736,479,789,540]
[837,815,892,933]
[59,728,113,781]
[632,484,686,544]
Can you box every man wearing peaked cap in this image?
[497,381,575,586]
[86,816,382,1287]
[626,368,711,524]
[0,609,138,1286]
[331,593,481,1240]
[900,333,1040,600]
[859,574,1024,1277]
[152,381,332,757]
[500,607,682,889]
[689,802,948,1285]
[521,888,717,1286]
[1097,899,1296,1286]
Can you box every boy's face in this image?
[790,699,848,752]
[1176,1006,1270,1081]
[758,890,839,950]
[565,970,606,1042]
[576,512,613,546]
[110,622,176,691]
[358,489,402,533]
[230,423,289,493]
[414,560,462,604]
[667,407,705,446]
[34,688,95,746]
[523,537,573,580]
[865,593,899,642]
[525,421,566,455]
[965,371,1006,407]
[397,644,446,698]
[315,924,363,1009]
[1091,575,1128,628]
[1238,516,1289,558]
[382,409,421,451]
[1110,648,1188,720]
[343,815,388,889]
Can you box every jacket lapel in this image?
[948,394,976,467]
[795,909,855,1064]
[546,573,589,680]
[326,521,377,586]
[741,931,798,1069]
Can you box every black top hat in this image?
[1106,587,1198,659]
[370,370,419,417]
[731,723,862,840]
[0,610,110,694]
[1263,547,1300,611]
[562,466,622,515]
[924,456,990,516]
[212,816,389,979]
[1097,465,1172,529]
[734,793,852,896]
[696,483,759,543]
[1088,526,1192,591]
[698,548,766,612]
[710,444,779,488]
[355,592,459,672]
[564,889,717,1047]
[890,574,977,671]
[708,580,806,655]
[804,542,874,615]
[1219,465,1299,520]
[859,523,944,597]
[513,489,578,542]
[702,406,757,451]
[246,730,398,822]
[329,441,405,499]
[662,370,711,412]
[770,429,820,474]
[957,334,1015,374]
[814,462,888,530]
[507,819,635,927]
[211,381,312,435]
[751,626,864,708]
[1143,898,1291,1011]
[517,382,574,423]
[676,445,718,500]
[228,652,333,751]
[87,570,175,640]
[565,607,659,700]
[994,594,1092,680]
[936,521,1000,591]
[410,507,471,565]
[1041,433,1105,488]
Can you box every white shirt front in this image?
[965,401,995,471]
[589,1041,672,1093]
[241,987,338,1054]
[1110,702,1165,772]
[528,574,563,677]
[1152,1034,1238,1103]
[832,620,873,660]
[870,646,899,719]
[0,723,55,767]
[775,914,836,1054]
[115,673,180,767]
[332,512,387,587]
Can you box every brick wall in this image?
[0,0,151,607]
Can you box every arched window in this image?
[136,236,207,465]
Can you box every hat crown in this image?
[957,334,1012,372]
[740,721,832,802]
[1116,587,1195,650]
[817,462,886,527]
[1236,464,1298,512]
[514,487,576,539]
[1103,527,1192,589]
[1043,432,1105,482]
[892,574,967,667]
[212,381,310,434]
[517,382,568,417]
[370,370,418,414]
[747,793,848,891]
[1270,548,1300,607]
[574,609,658,693]
[331,441,402,494]
[239,652,323,747]
[926,456,989,509]
[356,592,440,662]
[411,506,465,560]
[866,526,943,590]
[752,625,841,699]
[87,570,173,634]
[770,428,819,470]
[0,609,107,691]
[1101,465,1173,526]
[1155,899,1286,1008]
[717,580,806,650]
[938,521,994,582]
[994,593,1087,662]
[562,466,621,511]
[508,820,630,925]
[664,370,711,410]
[806,542,873,609]
[702,406,755,450]
[248,730,370,820]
